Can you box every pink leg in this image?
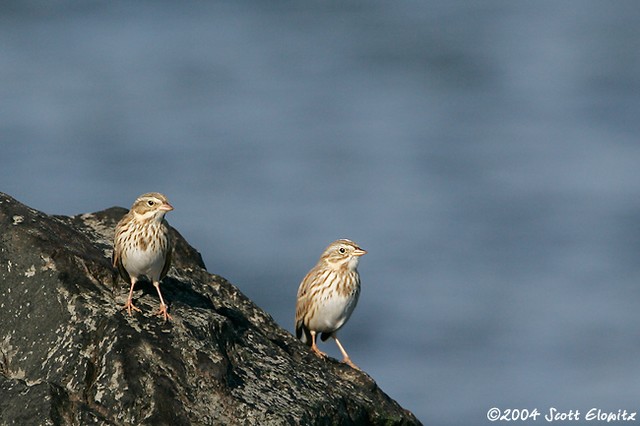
[333,336,359,369]
[154,281,172,321]
[310,330,327,357]
[123,278,142,315]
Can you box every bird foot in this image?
[311,345,328,358]
[156,304,172,322]
[342,357,360,370]
[123,299,142,316]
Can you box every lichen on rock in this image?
[0,192,421,425]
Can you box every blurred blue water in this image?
[3,1,640,424]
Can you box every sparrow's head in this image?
[130,192,173,221]
[320,239,367,271]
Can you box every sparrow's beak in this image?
[354,248,367,256]
[160,202,174,212]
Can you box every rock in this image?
[0,193,421,425]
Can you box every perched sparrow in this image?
[295,239,367,369]
[112,192,174,321]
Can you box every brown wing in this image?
[112,249,131,284]
[294,265,319,345]
[112,217,131,283]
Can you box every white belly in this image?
[308,292,358,334]
[123,247,165,282]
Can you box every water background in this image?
[2,1,640,424]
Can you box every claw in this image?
[123,299,142,316]
[311,343,327,358]
[157,303,172,322]
[342,357,360,370]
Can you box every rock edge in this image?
[0,193,421,425]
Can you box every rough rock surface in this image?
[0,193,421,425]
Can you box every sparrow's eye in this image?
[147,200,155,206]
[339,247,346,254]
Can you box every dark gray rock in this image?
[0,193,421,425]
